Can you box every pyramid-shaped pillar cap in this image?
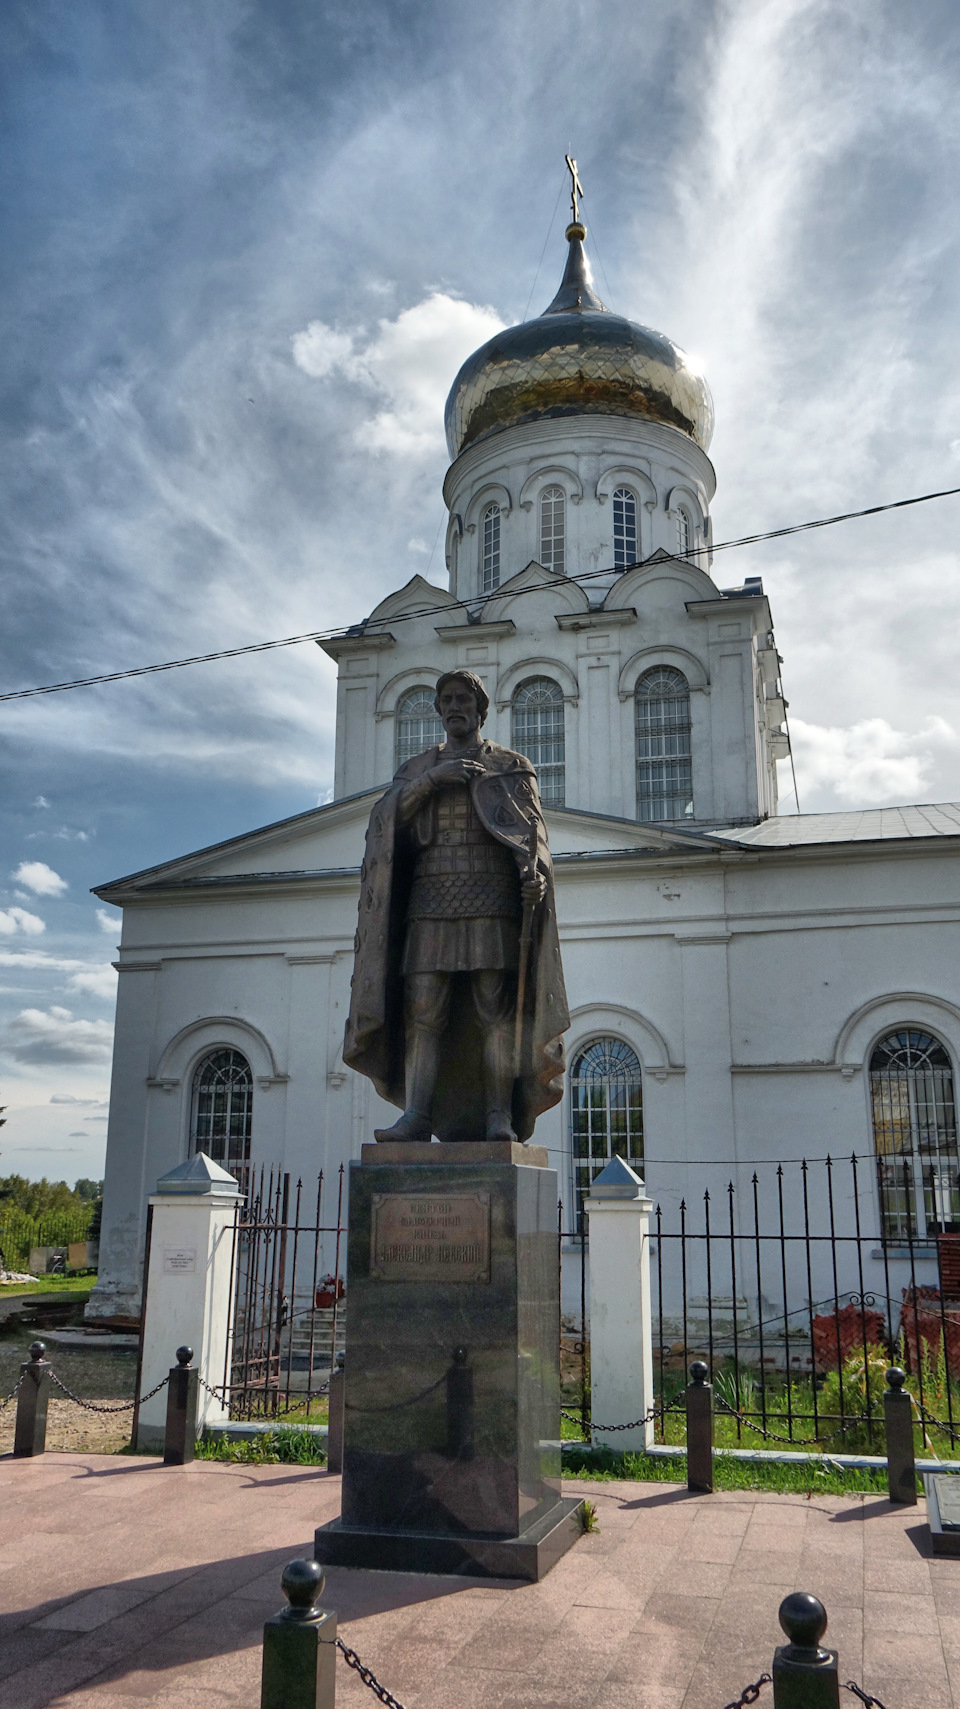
[156,1152,241,1196]
[587,1155,646,1199]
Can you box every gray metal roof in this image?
[713,802,960,848]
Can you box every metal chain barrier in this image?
[336,1637,407,1709]
[196,1369,331,1418]
[713,1393,878,1450]
[561,1394,685,1437]
[345,1373,445,1415]
[720,1673,771,1708]
[45,1369,169,1414]
[917,1399,960,1445]
[840,1681,888,1709]
[0,1374,24,1412]
[842,1683,888,1708]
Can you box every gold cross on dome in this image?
[565,154,583,223]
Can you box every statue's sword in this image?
[513,823,540,1076]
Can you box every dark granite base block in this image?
[923,1473,960,1555]
[314,1496,584,1582]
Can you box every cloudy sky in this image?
[3,0,960,1180]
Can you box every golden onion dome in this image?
[444,223,714,461]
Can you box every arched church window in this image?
[396,687,443,768]
[512,677,565,806]
[571,1038,643,1226]
[191,1048,253,1194]
[539,486,566,575]
[481,503,501,593]
[676,507,691,555]
[635,667,693,822]
[870,1029,959,1243]
[613,488,638,568]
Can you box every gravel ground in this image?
[0,1336,137,1455]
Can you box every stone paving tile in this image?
[863,1631,954,1708]
[863,1586,943,1636]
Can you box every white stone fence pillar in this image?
[135,1153,241,1452]
[584,1156,654,1452]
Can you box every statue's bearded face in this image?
[438,680,480,740]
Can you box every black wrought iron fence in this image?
[225,1164,347,1419]
[561,1154,960,1451]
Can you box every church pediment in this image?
[94,787,382,902]
[364,574,458,625]
[480,560,590,620]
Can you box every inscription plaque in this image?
[370,1192,490,1283]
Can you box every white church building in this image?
[88,214,960,1326]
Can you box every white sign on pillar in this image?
[136,1152,241,1452]
[584,1156,654,1452]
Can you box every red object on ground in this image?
[811,1302,886,1371]
[314,1274,345,1310]
[899,1283,960,1371]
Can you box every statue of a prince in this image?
[344,670,569,1143]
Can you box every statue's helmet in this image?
[435,670,490,726]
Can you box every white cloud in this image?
[291,293,504,459]
[33,796,50,810]
[0,908,45,937]
[11,861,67,897]
[68,966,119,1002]
[790,715,959,806]
[96,908,122,936]
[291,323,355,379]
[50,1093,107,1105]
[2,1007,114,1066]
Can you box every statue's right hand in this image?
[429,757,486,787]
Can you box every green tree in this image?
[74,1178,103,1201]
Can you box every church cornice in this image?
[556,608,637,632]
[436,620,516,642]
[317,631,396,661]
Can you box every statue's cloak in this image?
[344,741,569,1142]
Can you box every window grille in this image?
[870,1029,959,1243]
[635,666,693,821]
[571,1038,643,1226]
[613,488,638,568]
[481,504,501,593]
[191,1048,253,1195]
[676,508,691,555]
[539,486,566,575]
[512,677,565,806]
[396,686,443,768]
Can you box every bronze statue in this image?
[344,669,569,1143]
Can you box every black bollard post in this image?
[883,1366,917,1506]
[13,1341,51,1459]
[686,1361,713,1493]
[261,1559,337,1709]
[772,1592,839,1708]
[446,1346,475,1461]
[163,1346,199,1466]
[327,1352,345,1475]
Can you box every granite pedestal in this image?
[314,1140,582,1580]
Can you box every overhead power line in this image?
[3,481,960,705]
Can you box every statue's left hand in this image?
[521,873,547,906]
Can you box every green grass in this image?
[0,1276,94,1295]
[195,1428,327,1466]
[562,1443,899,1497]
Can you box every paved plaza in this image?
[0,1455,956,1708]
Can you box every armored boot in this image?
[482,1022,518,1143]
[373,1024,440,1142]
